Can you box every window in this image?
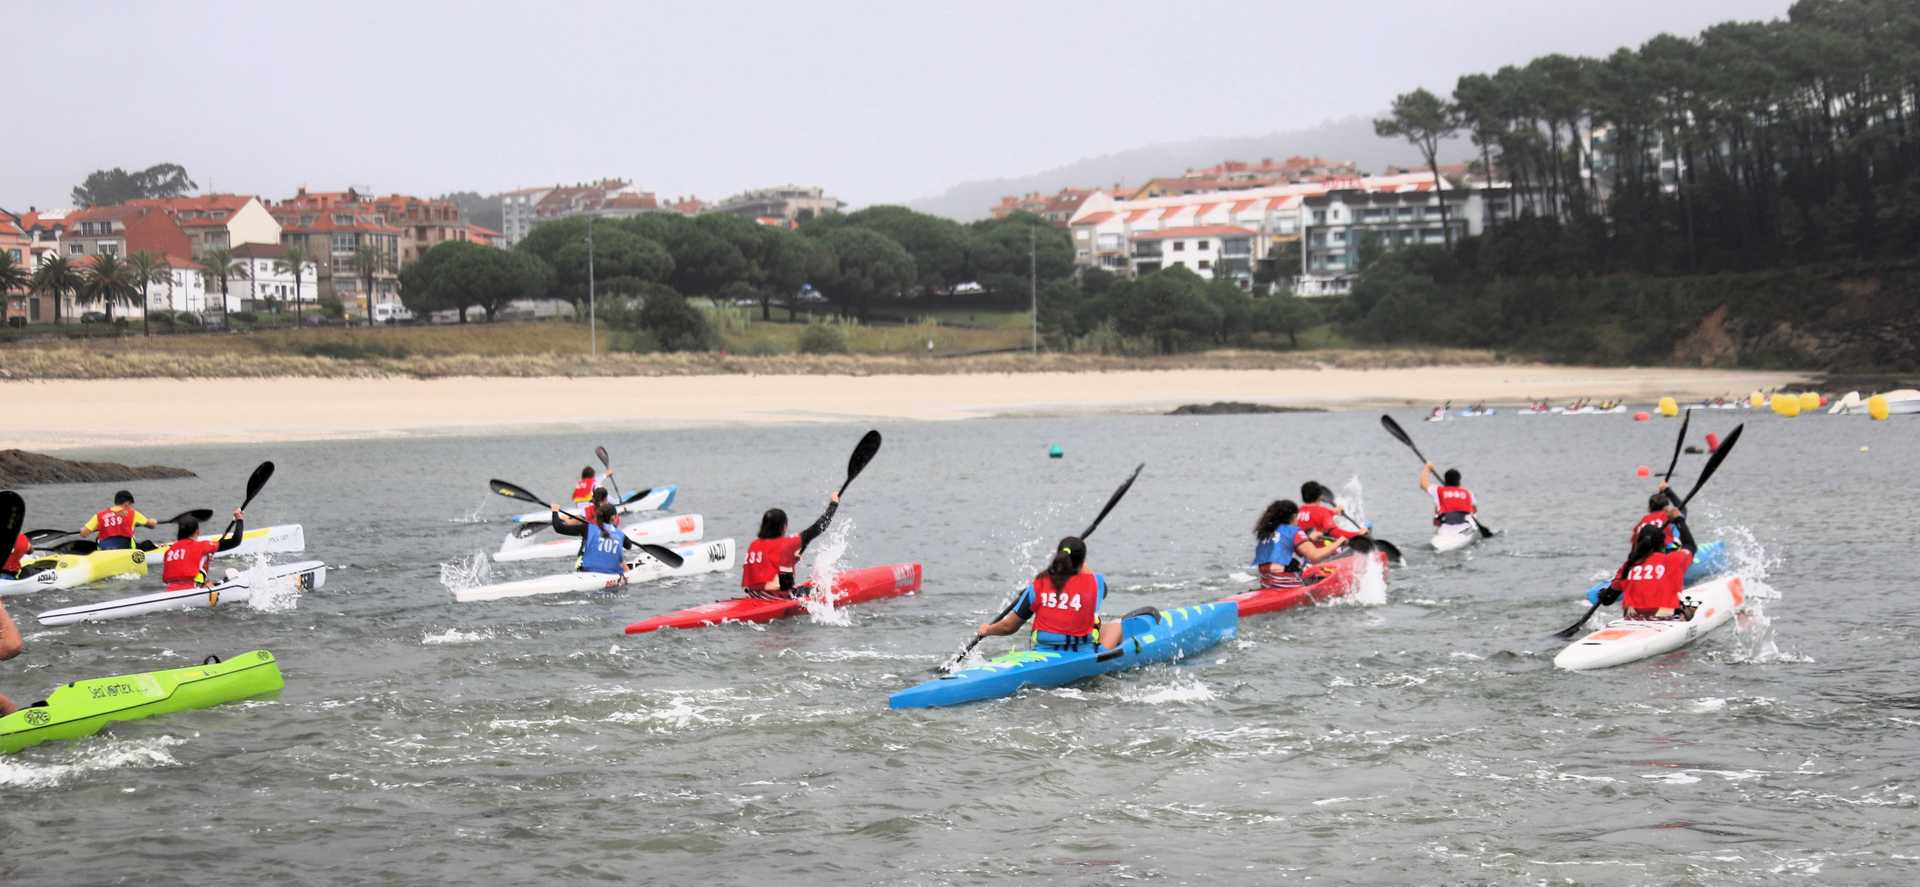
[68,242,85,255]
[5,248,18,262]
[300,215,315,225]
[332,233,356,253]
[1312,210,1327,224]
[1172,241,1185,252]
[1196,240,1209,251]
[1198,260,1211,270]
[333,215,354,226]
[211,211,227,220]
[99,243,120,257]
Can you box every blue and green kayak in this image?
[0,650,284,754]
[890,602,1237,709]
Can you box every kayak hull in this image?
[510,485,676,523]
[0,649,283,754]
[1555,575,1746,671]
[889,601,1238,709]
[623,562,922,634]
[455,539,737,602]
[1430,519,1480,552]
[1224,551,1387,617]
[35,561,328,626]
[492,514,705,563]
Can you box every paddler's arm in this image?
[796,494,840,547]
[977,590,1031,638]
[136,510,157,529]
[1418,462,1436,492]
[0,596,21,662]
[1296,531,1340,563]
[1671,515,1697,553]
[548,508,586,537]
[213,511,245,553]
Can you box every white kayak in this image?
[454,538,737,603]
[509,485,676,523]
[34,560,328,626]
[1430,518,1480,552]
[193,523,306,559]
[492,514,706,563]
[1554,574,1746,671]
[0,525,306,597]
[1456,409,1496,418]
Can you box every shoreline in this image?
[0,364,1805,451]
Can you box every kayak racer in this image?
[548,504,644,576]
[1252,500,1341,585]
[0,595,20,715]
[1297,481,1366,541]
[742,494,839,599]
[1631,482,1693,551]
[2,530,28,580]
[82,490,157,551]
[1596,523,1698,619]
[571,467,599,506]
[580,487,620,526]
[160,512,245,592]
[1419,462,1477,529]
[975,536,1123,652]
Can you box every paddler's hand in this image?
[232,509,244,521]
[830,493,840,504]
[1597,587,1622,606]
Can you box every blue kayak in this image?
[889,602,1238,710]
[1583,541,1728,604]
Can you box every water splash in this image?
[1710,524,1812,664]
[801,518,854,626]
[1328,554,1390,607]
[438,552,491,593]
[1121,672,1218,705]
[0,736,185,790]
[422,628,494,645]
[1337,474,1370,530]
[245,563,305,613]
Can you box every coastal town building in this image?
[1,212,31,325]
[499,187,550,247]
[711,185,842,226]
[990,187,1115,226]
[466,224,503,248]
[1129,156,1363,200]
[154,255,212,315]
[270,189,406,321]
[129,194,280,256]
[527,179,668,227]
[370,194,467,265]
[9,208,69,322]
[231,242,319,312]
[668,195,706,215]
[1069,172,1511,296]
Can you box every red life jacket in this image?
[1632,511,1667,543]
[742,535,804,590]
[1434,485,1475,515]
[5,533,28,572]
[1028,572,1102,637]
[571,477,596,503]
[94,506,137,540]
[161,538,220,591]
[581,502,619,527]
[1615,548,1693,613]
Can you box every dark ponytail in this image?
[1041,536,1087,592]
[758,508,789,540]
[1255,500,1299,539]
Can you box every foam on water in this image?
[801,518,855,626]
[437,552,491,593]
[0,736,186,790]
[244,555,303,613]
[422,628,495,645]
[1710,524,1813,664]
[1121,673,1217,705]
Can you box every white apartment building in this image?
[499,187,550,246]
[231,243,319,312]
[156,257,212,314]
[1128,225,1258,283]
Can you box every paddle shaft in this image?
[595,446,624,503]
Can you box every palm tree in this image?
[0,252,28,317]
[81,254,138,324]
[196,247,247,326]
[275,243,310,325]
[31,254,80,325]
[350,243,391,326]
[125,250,169,337]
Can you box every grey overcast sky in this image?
[7,0,1792,211]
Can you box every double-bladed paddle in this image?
[1382,414,1496,539]
[0,492,25,557]
[937,463,1143,674]
[839,430,883,497]
[1553,424,1744,639]
[490,476,685,568]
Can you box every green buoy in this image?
[1048,444,1064,459]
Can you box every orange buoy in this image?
[1635,465,1651,477]
[1633,411,1652,421]
[1705,432,1721,452]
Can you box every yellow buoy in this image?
[1798,391,1820,412]
[1771,393,1801,417]
[1657,397,1679,417]
[1749,390,1766,408]
[1868,394,1890,421]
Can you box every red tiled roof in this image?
[1124,209,1152,224]
[1131,224,1258,241]
[467,224,501,237]
[1191,202,1220,220]
[1071,211,1116,226]
[129,194,252,213]
[1229,199,1257,215]
[177,217,231,228]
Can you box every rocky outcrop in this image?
[1169,402,1326,415]
[0,450,195,487]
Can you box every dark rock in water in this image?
[0,450,195,487]
[1169,401,1326,416]
[1684,446,1706,454]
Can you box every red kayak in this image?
[623,563,923,634]
[1223,550,1388,617]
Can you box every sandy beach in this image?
[0,364,1802,451]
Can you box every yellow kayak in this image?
[0,524,305,597]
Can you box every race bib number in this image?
[1038,591,1082,611]
[1627,564,1667,582]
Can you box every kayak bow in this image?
[624,562,922,634]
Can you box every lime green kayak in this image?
[0,650,284,754]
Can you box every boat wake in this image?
[1121,672,1217,705]
[0,735,186,790]
[422,627,495,645]
[437,552,492,594]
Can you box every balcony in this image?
[1130,244,1163,259]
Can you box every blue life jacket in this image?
[579,523,625,575]
[1252,525,1301,570]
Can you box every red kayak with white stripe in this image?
[1222,550,1387,617]
[623,562,922,634]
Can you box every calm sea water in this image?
[1,409,1914,885]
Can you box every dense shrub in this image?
[797,322,849,354]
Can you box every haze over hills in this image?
[904,115,1472,220]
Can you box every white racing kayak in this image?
[509,486,676,523]
[492,514,705,564]
[1430,517,1480,552]
[0,524,306,598]
[34,560,328,626]
[1554,575,1746,671]
[455,538,736,603]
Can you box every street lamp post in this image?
[587,215,596,357]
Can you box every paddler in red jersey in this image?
[579,487,620,527]
[975,536,1123,652]
[81,490,157,551]
[1296,481,1366,541]
[742,493,839,599]
[1631,482,1693,552]
[159,511,245,592]
[570,467,599,507]
[1597,523,1698,619]
[1418,463,1478,528]
[2,530,29,580]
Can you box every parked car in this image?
[80,311,109,324]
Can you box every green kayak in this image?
[1,650,284,754]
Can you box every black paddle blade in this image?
[160,509,214,525]
[238,461,275,511]
[511,522,548,540]
[1679,424,1742,509]
[25,528,72,543]
[1080,463,1145,540]
[0,491,23,548]
[488,478,546,507]
[838,430,883,496]
[1475,520,1497,539]
[1555,601,1603,639]
[595,446,612,468]
[1380,415,1427,464]
[636,543,684,569]
[1662,408,1693,480]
